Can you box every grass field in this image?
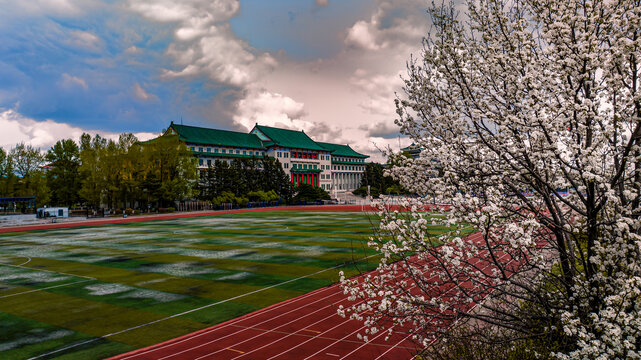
[0,210,452,359]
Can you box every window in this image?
[236,150,240,154]
[191,147,195,151]
[206,148,211,153]
[284,163,289,169]
[303,164,308,169]
[243,150,247,155]
[222,149,226,153]
[207,159,212,166]
[199,159,203,166]
[215,148,219,153]
[284,152,289,158]
[314,165,317,169]
[199,147,203,152]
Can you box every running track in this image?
[109,232,497,360]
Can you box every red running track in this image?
[108,232,492,360]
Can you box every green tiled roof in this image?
[169,123,266,150]
[317,142,369,158]
[253,125,325,151]
[192,151,265,159]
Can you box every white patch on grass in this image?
[85,283,133,296]
[120,289,186,303]
[139,262,223,277]
[218,272,253,281]
[0,329,74,351]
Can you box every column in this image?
[291,173,294,184]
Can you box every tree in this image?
[79,133,107,209]
[292,183,330,202]
[0,148,16,197]
[10,143,43,178]
[340,1,641,359]
[142,134,198,207]
[46,139,81,206]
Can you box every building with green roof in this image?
[164,122,369,192]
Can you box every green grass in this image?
[0,210,450,359]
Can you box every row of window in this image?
[275,151,290,158]
[292,163,318,170]
[198,158,263,167]
[333,165,364,171]
[291,151,318,159]
[335,157,365,163]
[191,146,265,157]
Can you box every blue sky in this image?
[0,0,430,160]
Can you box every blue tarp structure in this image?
[0,197,36,214]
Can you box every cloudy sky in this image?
[0,0,431,161]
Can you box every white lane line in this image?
[304,234,489,360]
[157,288,346,360]
[113,255,378,360]
[237,262,422,360]
[0,279,95,299]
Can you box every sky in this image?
[0,0,432,161]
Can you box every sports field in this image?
[0,210,451,359]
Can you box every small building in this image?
[37,207,69,218]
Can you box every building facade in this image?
[165,123,369,192]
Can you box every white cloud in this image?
[344,0,427,51]
[233,89,309,131]
[0,109,157,151]
[350,70,403,116]
[132,83,158,101]
[124,45,142,54]
[67,30,102,51]
[0,0,95,17]
[60,73,88,90]
[129,0,276,88]
[162,24,277,87]
[129,0,239,23]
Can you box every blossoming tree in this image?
[340,1,641,358]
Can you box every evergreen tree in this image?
[46,139,81,207]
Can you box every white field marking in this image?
[44,255,376,360]
[0,259,98,299]
[0,279,95,299]
[17,256,32,266]
[301,233,490,360]
[327,353,340,357]
[2,263,97,280]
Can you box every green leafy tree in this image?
[142,134,198,207]
[10,143,43,178]
[0,148,16,197]
[79,133,107,209]
[46,139,81,206]
[292,183,330,202]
